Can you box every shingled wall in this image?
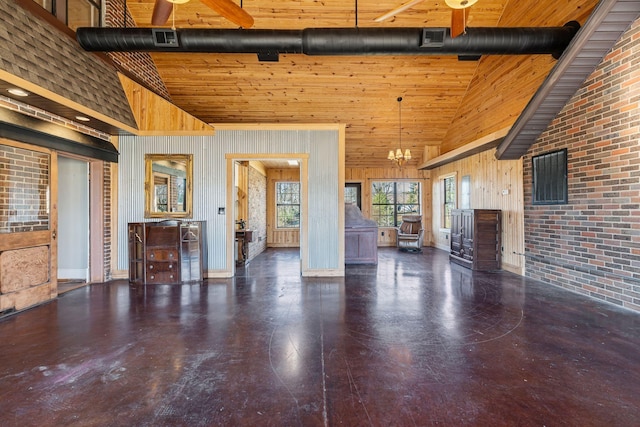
[0,0,136,129]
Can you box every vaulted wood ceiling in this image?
[123,0,599,168]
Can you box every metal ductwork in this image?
[76,22,580,58]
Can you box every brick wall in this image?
[105,0,171,100]
[523,19,640,312]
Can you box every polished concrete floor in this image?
[1,247,639,426]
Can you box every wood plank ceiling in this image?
[123,0,600,168]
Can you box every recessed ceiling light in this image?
[287,160,298,166]
[7,88,29,97]
[75,115,90,122]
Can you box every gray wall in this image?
[117,129,341,274]
[58,156,89,280]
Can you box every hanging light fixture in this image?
[388,96,412,167]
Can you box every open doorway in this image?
[57,156,89,292]
[231,157,304,276]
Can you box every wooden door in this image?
[0,140,57,314]
[461,210,474,262]
[450,209,462,258]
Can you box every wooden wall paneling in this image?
[439,0,599,154]
[118,73,215,135]
[345,167,431,247]
[430,149,524,274]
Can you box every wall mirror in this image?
[144,154,193,218]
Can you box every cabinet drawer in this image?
[146,271,179,284]
[147,249,178,261]
[147,261,177,273]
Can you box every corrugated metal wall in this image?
[118,129,340,274]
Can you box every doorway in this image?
[229,156,307,276]
[57,156,89,291]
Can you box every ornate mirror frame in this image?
[144,154,193,218]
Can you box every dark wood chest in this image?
[450,209,501,271]
[128,221,205,284]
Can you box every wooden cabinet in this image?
[128,221,205,284]
[344,203,378,264]
[345,227,378,264]
[450,209,501,271]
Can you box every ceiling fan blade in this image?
[374,0,425,22]
[200,0,254,28]
[151,0,173,26]
[450,7,469,38]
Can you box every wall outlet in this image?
[502,189,510,195]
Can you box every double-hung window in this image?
[442,175,456,229]
[371,181,421,227]
[276,182,300,228]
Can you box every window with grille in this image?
[371,181,421,227]
[276,182,300,228]
[532,149,568,205]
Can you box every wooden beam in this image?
[418,127,510,170]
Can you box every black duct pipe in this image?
[76,22,580,57]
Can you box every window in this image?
[345,183,362,209]
[32,0,101,31]
[532,149,568,205]
[442,175,456,229]
[0,144,50,233]
[276,182,300,228]
[371,181,420,227]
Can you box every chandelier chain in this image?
[388,96,411,167]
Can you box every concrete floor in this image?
[0,247,639,426]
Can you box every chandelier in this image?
[388,96,412,167]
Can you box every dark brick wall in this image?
[103,162,112,280]
[105,0,171,100]
[523,19,640,312]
